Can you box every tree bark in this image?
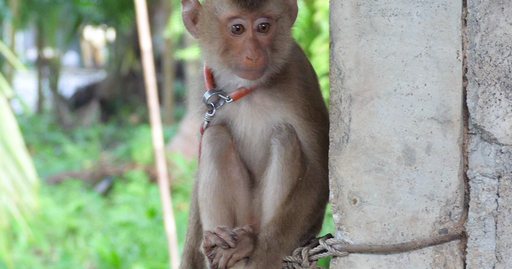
[162,0,175,126]
[36,22,45,114]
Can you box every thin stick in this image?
[134,1,180,268]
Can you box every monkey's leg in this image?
[180,183,207,269]
[198,125,254,268]
[247,124,319,269]
[198,125,253,230]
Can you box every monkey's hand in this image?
[202,226,256,269]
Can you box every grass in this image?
[10,175,177,269]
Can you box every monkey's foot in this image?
[203,226,256,269]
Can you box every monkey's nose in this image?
[244,55,264,69]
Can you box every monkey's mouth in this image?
[235,68,266,81]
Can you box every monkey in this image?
[180,0,329,268]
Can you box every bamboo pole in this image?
[133,1,180,268]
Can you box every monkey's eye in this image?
[231,24,245,35]
[257,23,271,34]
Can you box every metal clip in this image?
[202,88,232,131]
[204,103,216,122]
[203,88,233,110]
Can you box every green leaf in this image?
[0,41,27,72]
[0,90,40,265]
[0,72,14,98]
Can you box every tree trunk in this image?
[162,0,175,126]
[48,57,73,128]
[36,22,45,114]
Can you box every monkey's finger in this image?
[217,253,230,269]
[232,227,246,236]
[211,250,225,269]
[226,243,252,267]
[203,242,215,252]
[203,231,217,249]
[208,254,219,269]
[214,226,237,247]
[208,234,231,249]
[241,225,254,234]
[226,234,255,267]
[226,254,240,268]
[227,250,250,268]
[232,227,251,239]
[205,231,230,249]
[209,261,218,269]
[205,246,217,261]
[205,229,231,249]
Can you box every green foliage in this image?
[0,92,40,268]
[121,125,155,166]
[8,113,335,268]
[318,205,335,268]
[17,114,104,178]
[5,113,196,268]
[0,41,39,268]
[16,114,177,178]
[294,0,330,104]
[19,0,135,34]
[7,171,194,269]
[73,0,136,34]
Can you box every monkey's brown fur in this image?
[232,0,267,10]
[180,0,329,268]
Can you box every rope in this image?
[282,234,349,269]
[282,230,464,269]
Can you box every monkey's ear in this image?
[286,0,298,25]
[182,0,202,38]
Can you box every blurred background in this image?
[0,0,330,268]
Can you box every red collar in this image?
[199,65,257,161]
[203,65,257,101]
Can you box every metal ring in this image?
[203,88,228,109]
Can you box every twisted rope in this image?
[282,234,349,269]
[282,229,464,269]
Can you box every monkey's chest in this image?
[215,99,285,178]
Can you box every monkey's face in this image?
[215,12,276,81]
[183,0,298,85]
